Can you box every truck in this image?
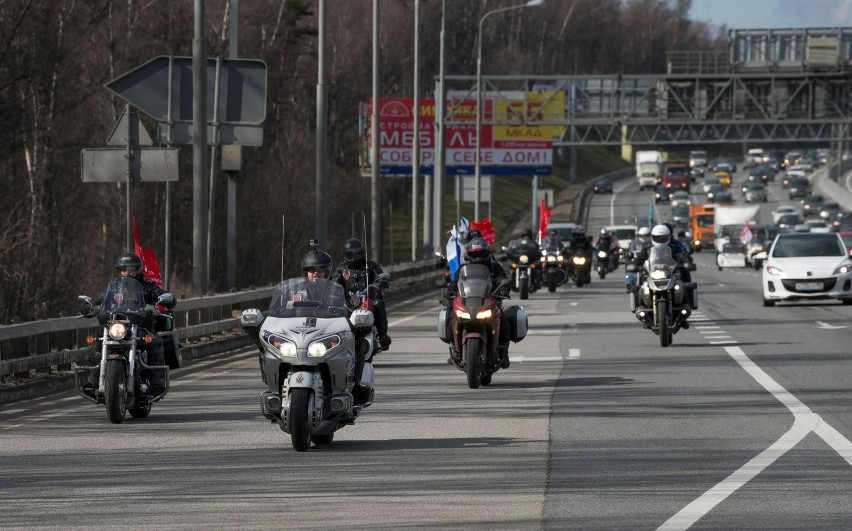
[689,204,716,251]
[635,150,662,190]
[713,205,760,253]
[662,160,691,190]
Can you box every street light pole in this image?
[474,0,544,221]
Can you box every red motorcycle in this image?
[438,263,526,388]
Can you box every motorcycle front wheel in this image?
[547,273,557,292]
[104,361,127,424]
[289,388,313,452]
[464,338,482,389]
[657,300,672,347]
[519,277,530,300]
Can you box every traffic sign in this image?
[81,147,179,183]
[105,56,267,125]
[106,106,153,146]
[156,122,263,146]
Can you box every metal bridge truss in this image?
[441,72,852,146]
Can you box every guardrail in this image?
[0,259,440,403]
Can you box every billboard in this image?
[368,93,564,176]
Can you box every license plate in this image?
[796,281,823,291]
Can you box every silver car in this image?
[744,183,767,203]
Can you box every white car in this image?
[762,232,852,306]
[771,205,799,224]
[804,219,831,233]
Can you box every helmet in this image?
[521,229,533,239]
[115,252,143,279]
[301,241,332,276]
[573,225,585,236]
[600,228,608,235]
[465,238,491,264]
[651,224,671,245]
[342,238,366,266]
[468,228,483,240]
[637,226,651,237]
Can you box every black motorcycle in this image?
[540,247,567,292]
[504,245,540,300]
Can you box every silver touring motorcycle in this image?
[241,277,376,451]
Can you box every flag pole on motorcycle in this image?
[446,225,462,282]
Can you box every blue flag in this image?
[459,215,470,236]
[446,225,462,281]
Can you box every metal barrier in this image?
[0,259,439,402]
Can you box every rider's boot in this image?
[499,345,510,369]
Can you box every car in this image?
[772,205,799,225]
[783,150,804,169]
[798,156,816,173]
[702,174,721,193]
[670,190,692,207]
[831,211,852,231]
[801,194,825,217]
[782,166,806,188]
[689,150,708,169]
[776,213,803,231]
[714,170,732,188]
[604,224,638,251]
[804,219,832,233]
[762,232,852,306]
[745,225,781,270]
[654,185,670,204]
[592,178,613,194]
[788,177,811,199]
[713,190,735,204]
[744,183,768,203]
[671,204,690,227]
[747,164,775,185]
[705,183,725,201]
[818,201,842,220]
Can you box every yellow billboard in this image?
[492,92,565,142]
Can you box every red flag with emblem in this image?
[538,199,552,241]
[470,219,495,244]
[133,216,164,287]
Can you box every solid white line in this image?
[568,348,580,359]
[696,325,720,329]
[709,340,737,344]
[658,345,852,530]
[388,305,439,328]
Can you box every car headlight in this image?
[546,255,556,263]
[475,309,492,320]
[650,268,670,280]
[519,255,529,264]
[108,322,128,340]
[833,264,852,275]
[455,309,471,320]
[764,264,783,275]
[307,335,341,357]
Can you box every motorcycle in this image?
[540,247,567,292]
[594,244,613,279]
[504,245,539,300]
[437,263,526,389]
[633,245,698,347]
[240,277,376,451]
[567,248,592,287]
[75,277,176,423]
[343,272,391,362]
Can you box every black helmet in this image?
[343,238,366,266]
[465,238,491,264]
[114,252,143,279]
[301,240,332,276]
[521,229,533,239]
[468,228,483,240]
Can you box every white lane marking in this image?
[568,348,580,359]
[508,353,579,362]
[696,325,720,329]
[569,301,578,306]
[815,321,848,330]
[658,346,852,530]
[388,306,440,328]
[528,329,567,335]
[709,340,738,344]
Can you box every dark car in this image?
[819,201,842,220]
[787,177,811,199]
[776,213,803,231]
[671,204,690,227]
[654,185,670,204]
[592,178,613,194]
[831,211,852,230]
[705,183,725,202]
[800,194,825,217]
[714,190,735,204]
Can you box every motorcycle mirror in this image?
[378,272,391,282]
[499,278,512,289]
[78,295,93,306]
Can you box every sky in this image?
[688,0,852,31]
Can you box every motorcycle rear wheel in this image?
[657,300,672,347]
[104,361,127,424]
[289,388,313,452]
[464,338,482,389]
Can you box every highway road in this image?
[2,166,852,529]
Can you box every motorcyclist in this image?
[540,229,564,254]
[648,224,692,328]
[297,240,346,308]
[506,228,543,289]
[594,228,619,271]
[450,237,512,369]
[332,238,391,350]
[83,252,176,397]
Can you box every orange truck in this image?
[689,204,716,251]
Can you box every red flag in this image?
[470,219,495,245]
[740,220,753,246]
[538,199,552,241]
[132,216,164,287]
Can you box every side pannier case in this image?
[504,305,528,343]
[437,307,452,343]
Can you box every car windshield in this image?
[771,234,845,258]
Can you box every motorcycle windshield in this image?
[267,278,348,319]
[647,245,677,268]
[457,263,491,310]
[98,277,147,326]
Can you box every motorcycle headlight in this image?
[650,268,670,280]
[455,309,471,320]
[598,251,607,258]
[833,263,852,275]
[572,256,586,265]
[307,335,341,357]
[263,331,297,357]
[108,322,127,340]
[546,255,556,263]
[475,309,492,320]
[557,255,564,262]
[520,255,529,264]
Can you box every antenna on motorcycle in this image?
[281,214,286,283]
[362,212,369,281]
